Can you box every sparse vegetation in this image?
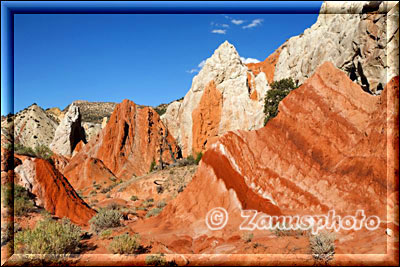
[309,231,336,264]
[241,232,254,243]
[264,77,299,125]
[145,254,167,266]
[186,155,195,165]
[195,152,203,165]
[14,217,82,254]
[149,158,156,173]
[156,185,164,194]
[14,184,36,216]
[13,143,54,163]
[130,195,139,201]
[89,208,122,234]
[156,200,167,209]
[108,233,140,254]
[99,229,113,240]
[145,208,163,218]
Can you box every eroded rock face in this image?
[82,122,102,142]
[50,103,86,157]
[63,99,180,190]
[14,156,96,225]
[150,63,397,251]
[246,44,284,84]
[274,1,399,95]
[12,104,58,148]
[162,41,269,156]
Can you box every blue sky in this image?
[10,10,321,114]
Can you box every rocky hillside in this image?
[10,104,58,148]
[144,62,399,256]
[63,99,181,192]
[273,1,398,94]
[62,100,116,124]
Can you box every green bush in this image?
[241,232,254,243]
[149,159,156,173]
[14,144,53,163]
[14,184,36,216]
[145,208,163,218]
[309,231,336,263]
[156,200,166,209]
[145,254,167,266]
[34,144,53,161]
[89,208,122,234]
[264,78,299,125]
[99,229,113,240]
[130,195,139,201]
[14,217,82,254]
[108,233,140,254]
[195,152,203,165]
[186,155,195,165]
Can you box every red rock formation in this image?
[247,45,283,84]
[191,80,223,154]
[63,99,180,190]
[14,156,96,225]
[143,62,397,255]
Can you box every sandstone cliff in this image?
[162,41,269,156]
[146,63,398,255]
[63,99,181,191]
[14,155,96,225]
[50,103,86,157]
[11,104,58,148]
[273,1,399,95]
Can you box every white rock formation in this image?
[13,104,58,148]
[50,103,86,157]
[162,41,269,156]
[82,122,102,142]
[274,1,399,94]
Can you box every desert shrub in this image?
[99,229,113,240]
[309,231,336,263]
[106,194,111,198]
[109,176,117,182]
[14,143,35,157]
[14,217,82,254]
[89,208,122,234]
[149,159,156,173]
[14,184,36,216]
[264,77,299,125]
[137,206,147,211]
[156,200,166,209]
[108,233,140,254]
[34,144,53,161]
[241,232,254,243]
[177,185,185,193]
[89,190,97,196]
[195,152,203,165]
[156,185,164,194]
[94,184,102,190]
[130,195,139,201]
[145,254,166,266]
[106,203,122,210]
[186,155,195,165]
[145,208,163,218]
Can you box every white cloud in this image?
[242,19,263,29]
[187,59,207,74]
[221,24,229,28]
[211,29,226,34]
[198,60,206,68]
[231,19,245,25]
[186,69,199,74]
[240,57,260,64]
